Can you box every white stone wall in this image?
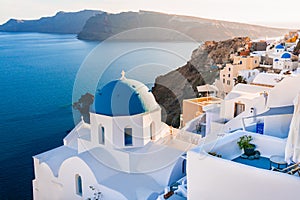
[90,113,113,149]
[267,75,300,107]
[273,59,294,70]
[142,108,162,142]
[187,132,300,200]
[221,94,263,120]
[33,157,126,200]
[81,108,162,152]
[238,69,259,83]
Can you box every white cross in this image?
[121,70,126,79]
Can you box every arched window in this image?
[75,174,83,196]
[124,127,133,146]
[98,125,105,144]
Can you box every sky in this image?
[0,0,299,29]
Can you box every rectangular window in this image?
[223,78,225,84]
[234,102,245,117]
[228,74,230,78]
[227,80,230,85]
[124,128,133,146]
[182,160,186,174]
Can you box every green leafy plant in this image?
[234,75,247,85]
[237,135,254,149]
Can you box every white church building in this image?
[273,52,298,71]
[32,73,194,200]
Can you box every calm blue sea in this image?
[0,32,197,199]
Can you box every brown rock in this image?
[152,37,250,127]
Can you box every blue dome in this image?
[94,78,159,116]
[281,52,291,59]
[275,44,285,49]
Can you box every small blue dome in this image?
[94,78,159,116]
[275,44,285,49]
[281,52,291,59]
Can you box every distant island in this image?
[0,9,290,41]
[78,10,290,42]
[0,10,101,34]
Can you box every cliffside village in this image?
[216,31,300,97]
[181,31,300,134]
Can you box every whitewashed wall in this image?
[187,131,300,200]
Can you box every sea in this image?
[0,32,198,199]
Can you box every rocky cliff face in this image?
[78,10,289,41]
[294,40,300,55]
[0,10,101,34]
[152,37,250,127]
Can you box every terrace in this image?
[187,130,300,200]
[182,96,222,127]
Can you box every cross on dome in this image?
[121,70,126,80]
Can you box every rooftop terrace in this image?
[187,130,300,200]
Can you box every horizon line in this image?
[0,9,299,30]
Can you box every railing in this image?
[175,130,202,145]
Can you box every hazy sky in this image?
[0,0,299,28]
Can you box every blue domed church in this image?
[32,72,194,200]
[273,51,297,71]
[90,72,162,150]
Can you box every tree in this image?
[73,93,94,123]
[234,75,247,85]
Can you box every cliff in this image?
[78,10,289,41]
[294,40,300,55]
[0,10,102,34]
[152,37,250,127]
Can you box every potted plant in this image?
[237,135,256,156]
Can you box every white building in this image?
[252,73,284,87]
[221,74,300,138]
[216,56,260,97]
[274,44,285,53]
[238,69,259,83]
[250,51,265,57]
[32,74,195,200]
[265,43,286,60]
[187,130,300,200]
[273,52,298,71]
[220,83,272,121]
[187,76,300,200]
